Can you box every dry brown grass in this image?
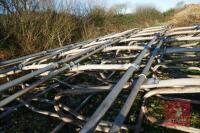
[169,4,200,26]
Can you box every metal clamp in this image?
[138,73,147,79]
[130,63,140,70]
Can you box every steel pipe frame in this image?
[71,64,135,71]
[152,65,200,72]
[0,25,200,132]
[0,29,136,80]
[103,45,144,52]
[0,72,82,119]
[54,77,200,94]
[2,63,139,77]
[0,35,136,107]
[131,26,200,37]
[119,26,165,43]
[0,37,122,92]
[79,30,164,133]
[164,47,200,54]
[168,25,198,32]
[166,30,200,36]
[121,26,200,43]
[134,25,200,133]
[160,56,200,64]
[109,34,165,133]
[106,26,200,132]
[121,36,200,43]
[166,36,200,42]
[53,91,134,133]
[144,86,200,99]
[102,46,200,55]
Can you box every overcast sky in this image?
[105,0,200,12]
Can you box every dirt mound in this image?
[169,4,200,26]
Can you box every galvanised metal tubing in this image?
[102,46,200,53]
[79,33,160,133]
[0,64,57,92]
[166,30,200,36]
[169,25,198,32]
[162,57,200,64]
[164,47,200,54]
[109,38,164,133]
[0,64,67,107]
[0,38,124,107]
[166,36,200,42]
[144,87,200,99]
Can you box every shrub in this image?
[0,12,76,57]
[0,1,169,59]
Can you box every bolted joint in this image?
[130,63,140,70]
[195,25,200,30]
[17,64,24,70]
[138,73,147,79]
[69,61,75,67]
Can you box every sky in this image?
[105,0,200,13]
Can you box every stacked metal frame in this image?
[0,25,200,133]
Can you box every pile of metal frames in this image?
[0,25,200,133]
